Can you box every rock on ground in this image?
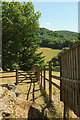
[0,83,48,119]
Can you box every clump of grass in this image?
[23,93,26,98]
[39,104,46,113]
[54,89,56,93]
[12,110,16,117]
[53,89,56,95]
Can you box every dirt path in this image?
[0,71,77,119]
[16,76,57,118]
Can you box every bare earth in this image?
[0,71,77,119]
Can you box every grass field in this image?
[36,47,61,61]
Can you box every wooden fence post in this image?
[60,55,62,101]
[16,68,18,85]
[44,65,46,91]
[41,66,42,87]
[49,61,52,103]
[78,45,80,80]
[34,64,40,82]
[38,65,40,83]
[64,103,69,120]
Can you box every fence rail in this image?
[41,67,60,72]
[0,76,16,78]
[0,71,16,73]
[51,75,60,80]
[0,69,36,85]
[0,71,16,79]
[43,76,60,90]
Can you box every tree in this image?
[36,27,78,49]
[52,47,69,67]
[2,1,44,71]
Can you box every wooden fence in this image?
[60,42,80,118]
[40,61,60,103]
[0,70,20,84]
[0,71,16,78]
[0,66,40,85]
[16,70,35,85]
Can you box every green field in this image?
[36,47,61,61]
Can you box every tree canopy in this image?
[2,1,44,71]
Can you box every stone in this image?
[0,86,4,98]
[2,87,8,97]
[28,106,45,119]
[0,84,29,118]
[0,101,5,111]
[0,67,3,71]
[8,91,16,101]
[0,112,2,119]
[2,107,13,117]
[15,87,21,97]
[31,64,40,72]
[8,83,16,90]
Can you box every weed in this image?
[54,89,56,93]
[23,93,26,98]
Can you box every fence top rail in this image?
[17,70,35,73]
[0,70,34,74]
[41,75,60,90]
[0,75,16,78]
[60,42,80,56]
[61,77,80,84]
[0,71,16,73]
[51,75,60,80]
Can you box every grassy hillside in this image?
[36,28,78,49]
[36,47,61,61]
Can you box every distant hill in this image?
[55,30,78,38]
[36,28,78,49]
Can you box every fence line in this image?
[39,60,60,103]
[0,69,36,85]
[60,42,80,118]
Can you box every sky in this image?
[33,2,78,32]
[5,0,79,32]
